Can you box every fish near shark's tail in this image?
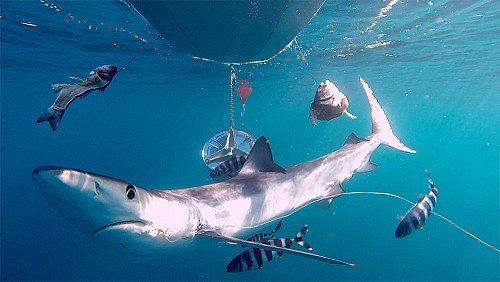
[36,106,65,131]
[359,77,416,154]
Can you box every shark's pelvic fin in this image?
[356,159,377,173]
[200,230,355,267]
[313,198,333,209]
[238,136,287,175]
[359,77,416,154]
[314,183,344,209]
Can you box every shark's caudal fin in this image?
[359,77,416,154]
[36,106,65,131]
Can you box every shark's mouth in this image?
[91,220,182,255]
[92,220,148,235]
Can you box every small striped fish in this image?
[243,220,283,245]
[209,155,246,180]
[227,225,312,273]
[395,170,439,238]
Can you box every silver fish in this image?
[32,77,415,268]
[309,80,356,126]
[36,65,117,130]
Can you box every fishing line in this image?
[337,191,500,254]
[117,34,161,73]
[293,39,318,87]
[223,191,499,254]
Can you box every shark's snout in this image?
[32,166,121,234]
[33,166,70,197]
[33,166,64,186]
[32,166,93,198]
[32,166,191,255]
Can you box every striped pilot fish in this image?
[227,225,312,273]
[243,220,283,245]
[36,65,117,131]
[209,155,247,181]
[395,170,438,238]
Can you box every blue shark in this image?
[32,77,415,267]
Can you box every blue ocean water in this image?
[1,0,499,281]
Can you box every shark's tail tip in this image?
[394,141,417,154]
[406,148,417,154]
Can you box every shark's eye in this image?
[126,184,136,200]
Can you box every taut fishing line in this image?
[117,34,161,73]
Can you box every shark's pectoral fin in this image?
[199,231,355,267]
[238,136,286,175]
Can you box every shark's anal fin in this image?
[238,136,287,175]
[199,231,355,267]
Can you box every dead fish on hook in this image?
[309,80,356,126]
[36,65,117,131]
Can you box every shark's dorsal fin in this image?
[238,136,286,175]
[199,231,355,266]
[343,133,367,145]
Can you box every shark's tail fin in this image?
[36,106,65,131]
[359,77,416,154]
